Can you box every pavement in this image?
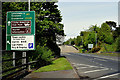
[23,70,79,79]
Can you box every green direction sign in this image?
[6,11,35,50]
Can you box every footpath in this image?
[23,70,79,79]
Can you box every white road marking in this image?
[72,63,76,65]
[65,53,70,55]
[75,64,98,67]
[84,68,109,73]
[96,58,107,62]
[74,63,106,68]
[77,66,98,69]
[94,73,120,80]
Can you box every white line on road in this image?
[94,73,120,80]
[84,68,109,74]
[75,64,98,67]
[77,66,98,69]
[94,58,107,62]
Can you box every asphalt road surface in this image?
[59,45,120,80]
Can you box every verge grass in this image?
[34,57,73,72]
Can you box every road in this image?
[59,45,120,80]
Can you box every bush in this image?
[116,36,120,52]
[91,46,101,53]
[29,45,54,68]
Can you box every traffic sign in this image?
[6,11,35,50]
[88,44,93,48]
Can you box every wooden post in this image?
[13,52,15,67]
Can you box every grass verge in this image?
[34,57,73,72]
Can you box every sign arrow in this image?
[8,21,11,26]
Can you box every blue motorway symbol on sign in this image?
[28,43,33,49]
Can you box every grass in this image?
[34,57,73,72]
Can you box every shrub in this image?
[29,45,54,68]
[116,36,120,52]
[91,46,101,53]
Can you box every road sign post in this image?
[88,44,93,49]
[6,11,35,51]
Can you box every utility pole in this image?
[94,26,97,48]
[95,32,97,48]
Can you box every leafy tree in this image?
[106,21,116,30]
[80,31,89,49]
[98,23,113,44]
[71,40,75,45]
[87,32,95,45]
[116,36,120,52]
[89,25,100,33]
[113,27,120,39]
[75,36,82,46]
[100,23,111,33]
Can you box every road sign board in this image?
[88,44,93,48]
[6,11,35,50]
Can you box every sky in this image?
[58,1,119,41]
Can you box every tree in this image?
[75,36,82,46]
[106,21,116,30]
[113,27,120,39]
[116,36,120,52]
[89,25,100,33]
[98,23,113,44]
[87,32,95,45]
[80,31,89,49]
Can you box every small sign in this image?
[11,21,31,27]
[11,35,34,50]
[88,44,93,48]
[11,28,31,34]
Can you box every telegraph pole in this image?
[94,26,97,48]
[95,32,97,48]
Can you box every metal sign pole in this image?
[22,52,26,65]
[13,52,15,67]
[28,0,30,11]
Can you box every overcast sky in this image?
[58,1,119,41]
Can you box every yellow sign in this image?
[26,13,30,15]
[25,17,32,19]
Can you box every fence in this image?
[1,51,37,79]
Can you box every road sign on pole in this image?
[88,44,93,49]
[6,11,35,50]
